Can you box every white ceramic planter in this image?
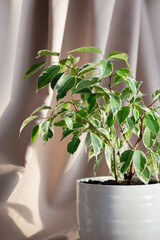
[76,176,160,240]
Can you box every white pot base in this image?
[76,177,160,240]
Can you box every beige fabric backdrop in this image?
[0,0,160,239]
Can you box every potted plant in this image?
[20,47,160,240]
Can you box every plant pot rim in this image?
[77,176,160,188]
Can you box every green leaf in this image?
[70,66,78,76]
[114,68,132,87]
[141,167,150,184]
[51,72,64,89]
[56,75,76,101]
[117,106,130,124]
[120,150,134,173]
[101,110,107,126]
[86,72,99,79]
[76,109,88,119]
[147,153,159,181]
[75,88,92,94]
[65,117,73,130]
[127,116,136,129]
[68,54,80,64]
[38,65,60,90]
[155,113,160,125]
[24,62,46,79]
[36,50,60,58]
[69,46,102,54]
[54,102,65,111]
[54,120,66,127]
[85,132,90,153]
[113,74,124,86]
[108,51,128,60]
[98,128,110,140]
[31,106,52,116]
[115,68,131,78]
[152,89,160,100]
[78,66,96,75]
[100,59,113,77]
[67,136,81,154]
[108,52,129,66]
[124,77,137,96]
[59,58,72,72]
[157,141,160,150]
[78,63,90,72]
[133,150,146,175]
[20,115,39,135]
[131,96,142,104]
[93,85,110,100]
[150,149,160,164]
[120,87,132,100]
[61,102,71,110]
[89,117,100,128]
[78,62,99,75]
[125,128,132,140]
[93,85,110,94]
[107,112,115,127]
[94,154,103,175]
[87,94,97,112]
[61,124,83,141]
[88,147,94,161]
[90,132,102,157]
[41,121,53,142]
[72,77,98,95]
[133,104,150,113]
[110,93,122,114]
[133,108,139,121]
[143,127,156,148]
[31,125,39,144]
[145,114,159,135]
[110,126,117,140]
[105,144,114,175]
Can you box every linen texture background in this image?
[0,0,160,239]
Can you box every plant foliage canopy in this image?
[21,46,160,184]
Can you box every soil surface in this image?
[85,179,158,186]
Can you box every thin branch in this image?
[101,80,110,87]
[86,119,119,183]
[66,64,84,81]
[96,103,103,127]
[148,97,159,109]
[141,96,145,106]
[67,101,78,111]
[119,124,134,149]
[128,116,144,181]
[128,96,159,181]
[133,117,144,150]
[132,96,159,151]
[108,75,112,92]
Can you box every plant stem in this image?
[96,103,103,127]
[128,117,144,181]
[68,101,78,111]
[86,119,119,183]
[148,97,159,109]
[119,123,136,182]
[109,76,112,92]
[113,148,119,183]
[128,97,159,180]
[129,162,135,182]
[119,124,134,149]
[62,62,83,80]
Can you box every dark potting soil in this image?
[85,179,158,186]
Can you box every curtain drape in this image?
[0,0,160,239]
